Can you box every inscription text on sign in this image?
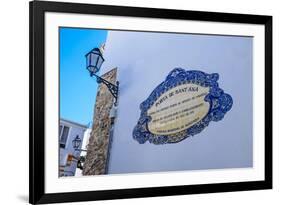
[147,84,210,135]
[133,68,233,145]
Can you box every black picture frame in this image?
[29,0,272,204]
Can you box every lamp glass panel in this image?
[86,54,91,67]
[97,57,104,70]
[91,53,98,66]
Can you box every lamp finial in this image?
[99,43,106,55]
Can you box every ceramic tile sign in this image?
[133,68,233,144]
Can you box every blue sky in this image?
[60,27,108,125]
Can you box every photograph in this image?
[29,1,272,203]
[59,27,252,177]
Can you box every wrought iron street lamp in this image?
[85,47,119,105]
[72,135,82,149]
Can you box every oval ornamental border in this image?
[133,68,233,145]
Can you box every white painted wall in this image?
[75,128,92,177]
[102,30,253,174]
[1,0,280,205]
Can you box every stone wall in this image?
[82,68,117,175]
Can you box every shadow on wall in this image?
[17,195,28,203]
[117,62,136,94]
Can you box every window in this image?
[59,125,63,136]
[60,126,69,148]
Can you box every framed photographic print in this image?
[29,0,272,204]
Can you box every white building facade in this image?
[101,30,253,174]
[59,118,88,177]
[75,127,92,177]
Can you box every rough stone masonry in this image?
[82,68,117,175]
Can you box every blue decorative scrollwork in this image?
[133,68,233,145]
